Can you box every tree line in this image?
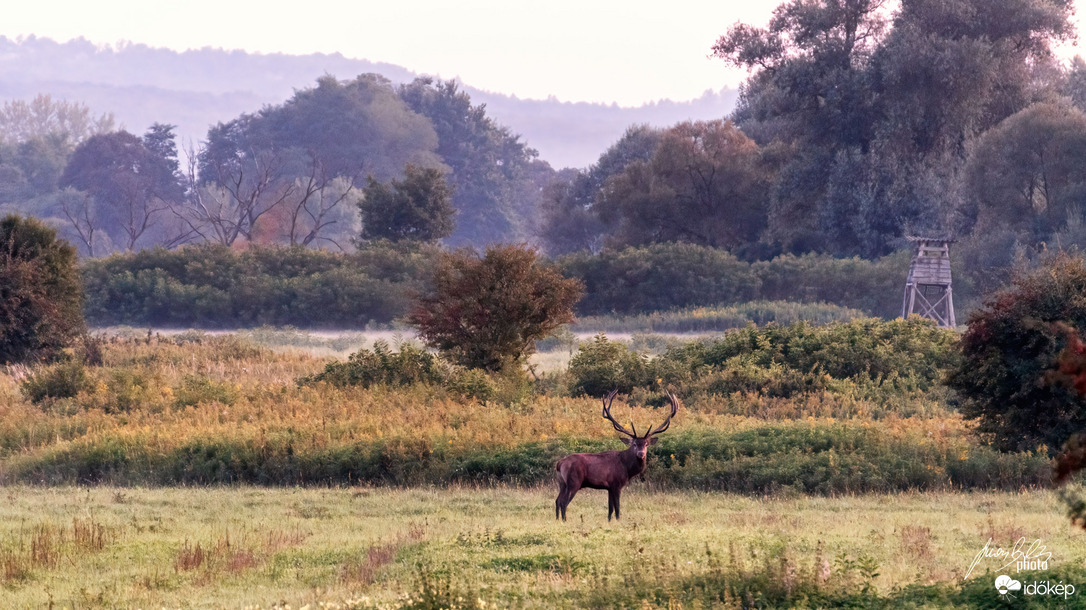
[0,75,547,255]
[2,0,1081,301]
[540,0,1085,295]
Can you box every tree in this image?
[185,118,292,246]
[190,74,443,247]
[539,125,662,255]
[263,74,442,183]
[59,130,185,252]
[359,164,456,243]
[399,77,547,246]
[0,94,114,150]
[715,0,1074,257]
[946,254,1086,453]
[964,100,1086,240]
[0,215,85,363]
[596,120,769,251]
[408,244,583,372]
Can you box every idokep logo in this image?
[995,575,1076,601]
[995,575,1021,599]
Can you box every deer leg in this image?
[609,488,621,521]
[555,483,566,520]
[565,487,579,520]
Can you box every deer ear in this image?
[648,437,659,445]
[619,437,634,446]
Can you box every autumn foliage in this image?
[408,245,583,372]
[947,255,1086,453]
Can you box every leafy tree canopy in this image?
[597,120,769,252]
[409,244,583,372]
[712,0,1074,258]
[399,77,548,246]
[0,214,84,363]
[359,164,456,243]
[58,128,185,252]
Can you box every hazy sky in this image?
[6,0,1085,107]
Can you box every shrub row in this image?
[2,423,1049,493]
[81,242,436,328]
[79,242,919,328]
[559,244,912,317]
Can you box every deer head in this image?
[601,389,679,465]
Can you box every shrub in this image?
[0,215,85,363]
[558,243,907,317]
[559,242,758,315]
[947,254,1086,453]
[81,243,437,328]
[173,375,239,408]
[567,334,652,397]
[446,368,496,402]
[409,245,583,372]
[20,360,88,404]
[299,340,447,388]
[661,317,957,387]
[629,317,958,402]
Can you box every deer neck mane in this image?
[620,444,647,477]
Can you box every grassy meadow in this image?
[0,328,1082,607]
[2,486,1085,608]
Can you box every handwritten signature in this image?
[966,538,1052,580]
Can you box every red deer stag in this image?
[555,390,679,521]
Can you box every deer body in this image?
[555,391,678,521]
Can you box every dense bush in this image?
[81,241,919,329]
[948,254,1086,453]
[0,215,86,363]
[81,243,437,328]
[20,360,88,404]
[559,243,759,315]
[566,334,652,397]
[663,317,958,385]
[299,340,447,388]
[559,243,909,317]
[409,245,583,372]
[567,317,958,400]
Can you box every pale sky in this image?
[5,0,1085,107]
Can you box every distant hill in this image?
[0,36,737,168]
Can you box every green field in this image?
[1,486,1084,608]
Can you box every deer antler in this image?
[644,392,680,437]
[601,390,637,438]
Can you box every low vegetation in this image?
[0,320,1046,493]
[573,300,867,334]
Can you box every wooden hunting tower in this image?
[902,237,956,328]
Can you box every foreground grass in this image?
[0,486,1084,608]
